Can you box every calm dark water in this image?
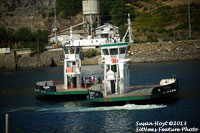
[0,61,200,132]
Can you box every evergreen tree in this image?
[109,0,135,27]
[0,27,8,47]
[56,0,82,19]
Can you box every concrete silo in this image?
[82,0,100,37]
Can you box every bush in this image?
[84,49,98,58]
[0,27,49,51]
[48,9,54,17]
[143,7,148,11]
[56,0,82,19]
[119,25,128,39]
[156,27,166,33]
[149,28,154,32]
[15,27,33,42]
[0,27,8,43]
[142,0,150,2]
[41,12,46,18]
[141,27,148,32]
[134,40,146,43]
[163,37,171,42]
[147,34,158,42]
[22,42,36,50]
[175,23,188,30]
[110,0,135,27]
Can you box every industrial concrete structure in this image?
[82,0,100,37]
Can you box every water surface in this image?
[0,61,200,132]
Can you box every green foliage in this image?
[56,0,82,19]
[133,2,142,8]
[119,25,128,38]
[147,34,158,42]
[141,0,150,2]
[163,37,171,42]
[168,31,174,37]
[84,49,98,58]
[0,27,49,51]
[143,7,148,11]
[15,27,33,42]
[156,27,166,33]
[0,27,8,47]
[34,29,49,44]
[21,42,36,50]
[99,0,135,27]
[149,28,154,32]
[34,29,49,51]
[175,23,188,30]
[134,2,200,41]
[40,10,46,18]
[109,0,135,27]
[154,6,172,13]
[134,40,146,43]
[99,0,113,23]
[0,27,8,42]
[48,9,54,17]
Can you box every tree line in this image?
[0,27,49,52]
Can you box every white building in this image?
[96,23,119,39]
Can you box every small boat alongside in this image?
[88,42,179,105]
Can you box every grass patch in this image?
[84,49,99,58]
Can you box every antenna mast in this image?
[122,13,133,43]
[128,13,133,43]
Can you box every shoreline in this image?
[1,59,200,70]
[0,40,200,69]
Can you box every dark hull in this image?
[35,80,89,100]
[89,79,179,105]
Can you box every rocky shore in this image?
[129,40,200,63]
[0,40,200,69]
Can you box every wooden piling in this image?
[5,114,8,133]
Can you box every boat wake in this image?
[37,104,167,113]
[5,103,167,113]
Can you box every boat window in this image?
[64,48,69,54]
[67,62,71,67]
[106,64,110,71]
[119,47,126,54]
[72,61,76,66]
[111,65,117,72]
[70,48,75,54]
[102,49,109,55]
[110,48,118,55]
[76,48,80,54]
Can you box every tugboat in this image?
[35,45,91,99]
[88,42,179,105]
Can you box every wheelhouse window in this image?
[102,49,109,55]
[72,61,76,66]
[76,48,80,54]
[67,62,71,67]
[64,48,69,54]
[110,48,118,55]
[70,48,75,54]
[111,65,117,72]
[106,64,110,71]
[119,47,126,54]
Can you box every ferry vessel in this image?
[35,45,91,99]
[88,42,179,105]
